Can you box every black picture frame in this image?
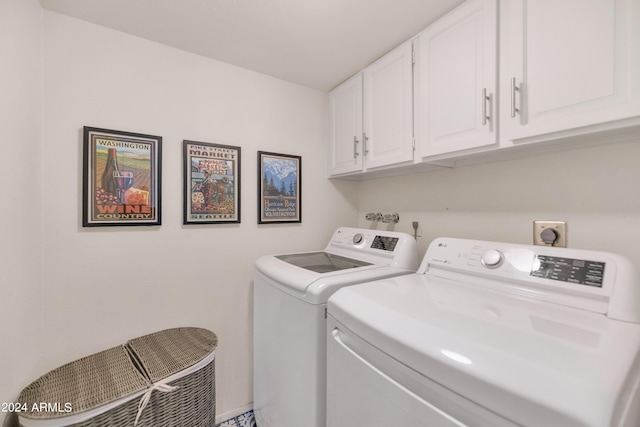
[258,151,301,224]
[183,140,241,224]
[82,126,162,227]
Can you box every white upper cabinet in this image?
[328,74,364,176]
[363,41,414,170]
[328,42,414,177]
[329,0,640,179]
[415,0,498,160]
[501,0,640,142]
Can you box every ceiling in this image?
[38,0,464,92]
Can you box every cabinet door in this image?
[329,74,363,176]
[501,0,640,141]
[416,0,498,159]
[363,42,414,170]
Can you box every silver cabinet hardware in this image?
[510,77,521,118]
[482,88,492,126]
[363,132,369,158]
[353,135,360,159]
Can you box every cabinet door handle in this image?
[482,88,492,126]
[353,136,360,159]
[510,77,521,118]
[363,132,369,158]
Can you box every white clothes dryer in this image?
[327,237,640,427]
[253,227,418,427]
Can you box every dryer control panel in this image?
[530,255,605,287]
[421,237,640,323]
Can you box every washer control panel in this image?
[351,233,399,251]
[370,235,399,252]
[334,229,401,252]
[327,227,418,270]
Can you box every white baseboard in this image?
[215,403,254,424]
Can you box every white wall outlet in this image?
[533,220,567,247]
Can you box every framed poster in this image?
[82,126,161,227]
[183,140,241,224]
[258,151,301,224]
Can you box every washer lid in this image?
[255,253,413,304]
[275,252,371,273]
[253,227,419,303]
[328,274,640,427]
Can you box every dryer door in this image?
[327,320,516,427]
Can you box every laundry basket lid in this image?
[17,345,150,420]
[126,327,217,382]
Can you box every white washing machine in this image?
[327,237,640,427]
[253,227,419,427]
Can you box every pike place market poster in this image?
[183,140,241,224]
[82,126,162,227]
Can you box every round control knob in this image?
[481,249,503,268]
[353,233,364,245]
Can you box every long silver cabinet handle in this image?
[482,88,492,126]
[510,77,521,118]
[363,132,369,158]
[353,136,360,159]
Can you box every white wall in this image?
[36,10,357,422]
[357,140,640,269]
[0,0,43,425]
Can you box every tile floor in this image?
[217,409,256,427]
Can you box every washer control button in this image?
[481,249,503,268]
[353,233,364,245]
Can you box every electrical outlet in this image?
[533,221,567,247]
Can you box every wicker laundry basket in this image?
[17,328,217,427]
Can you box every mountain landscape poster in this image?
[258,151,301,224]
